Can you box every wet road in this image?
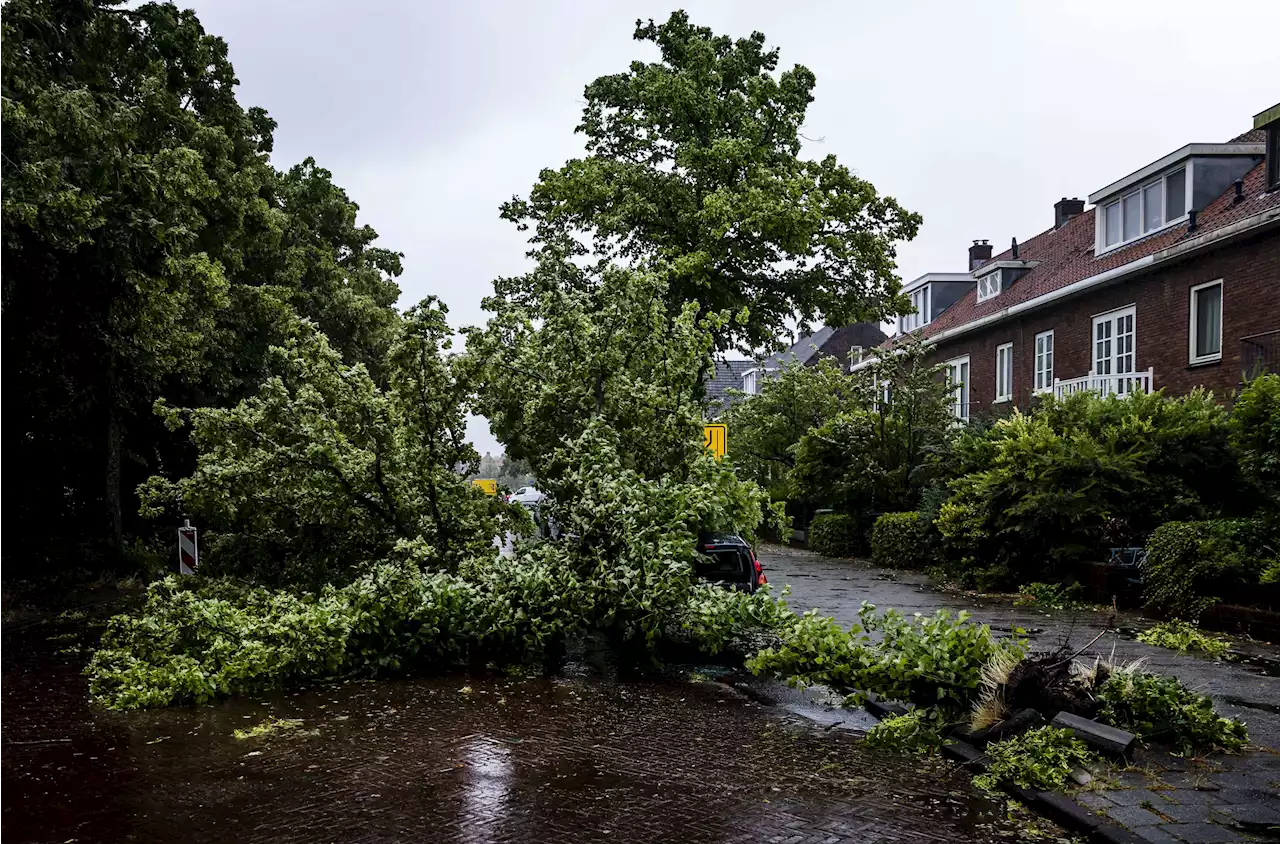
[3,616,1058,844]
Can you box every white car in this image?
[508,486,545,507]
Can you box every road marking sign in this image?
[703,424,727,459]
[472,478,498,495]
[178,521,198,575]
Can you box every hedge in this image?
[1142,518,1277,619]
[809,513,863,558]
[872,512,934,570]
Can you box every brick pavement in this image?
[762,545,1280,843]
[3,617,1064,844]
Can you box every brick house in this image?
[869,108,1280,420]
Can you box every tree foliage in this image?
[719,357,856,497]
[2,0,401,575]
[791,340,953,513]
[139,301,512,585]
[499,11,920,354]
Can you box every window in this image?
[995,343,1013,402]
[1268,125,1280,191]
[902,286,931,332]
[1189,280,1223,364]
[1093,305,1137,393]
[976,269,1001,303]
[743,370,757,395]
[1034,331,1055,393]
[945,356,970,421]
[1101,167,1187,250]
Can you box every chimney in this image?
[968,239,992,271]
[1054,197,1085,230]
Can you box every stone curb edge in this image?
[939,738,1143,844]
[862,702,1143,844]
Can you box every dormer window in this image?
[1100,167,1186,251]
[901,285,931,332]
[743,370,757,395]
[976,268,1002,303]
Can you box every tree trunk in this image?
[105,378,124,550]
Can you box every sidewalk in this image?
[760,545,1280,843]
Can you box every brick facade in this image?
[928,229,1280,415]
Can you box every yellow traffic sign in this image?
[703,424,727,459]
[472,478,498,495]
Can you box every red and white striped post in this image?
[177,518,199,575]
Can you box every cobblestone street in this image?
[762,545,1280,843]
[3,615,1061,844]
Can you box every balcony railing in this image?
[1241,330,1280,377]
[1053,368,1154,399]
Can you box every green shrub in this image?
[1136,620,1231,658]
[1142,518,1277,619]
[809,513,864,558]
[748,602,1025,716]
[871,512,934,569]
[864,709,944,753]
[1097,671,1247,755]
[1230,374,1280,505]
[972,726,1096,792]
[935,390,1242,589]
[1013,582,1088,610]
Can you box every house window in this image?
[1093,305,1137,392]
[1189,280,1223,364]
[902,286,930,332]
[976,270,1001,303]
[945,356,970,421]
[1034,331,1055,393]
[995,343,1013,403]
[1267,125,1280,190]
[1101,167,1187,250]
[743,370,757,395]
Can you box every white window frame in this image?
[994,343,1013,403]
[1098,166,1188,254]
[902,285,931,333]
[742,369,757,395]
[1188,279,1224,365]
[1033,330,1055,394]
[976,269,1001,303]
[1092,304,1138,391]
[945,356,970,421]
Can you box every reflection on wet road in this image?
[4,616,1053,844]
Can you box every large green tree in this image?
[2,0,401,574]
[500,11,921,356]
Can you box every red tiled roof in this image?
[886,160,1280,349]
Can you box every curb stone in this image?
[863,703,1144,844]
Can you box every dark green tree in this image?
[2,0,401,575]
[500,11,921,356]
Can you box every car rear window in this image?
[694,548,750,582]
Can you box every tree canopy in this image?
[2,0,402,574]
[500,11,921,355]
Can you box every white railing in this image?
[1052,368,1154,399]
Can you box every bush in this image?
[972,726,1096,793]
[935,390,1244,589]
[1097,671,1247,755]
[809,513,864,558]
[1230,374,1280,506]
[871,512,934,569]
[864,709,945,753]
[1013,582,1088,610]
[1136,620,1231,658]
[1142,518,1277,619]
[748,602,1025,716]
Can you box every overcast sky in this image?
[188,0,1279,456]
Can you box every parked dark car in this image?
[695,533,767,593]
